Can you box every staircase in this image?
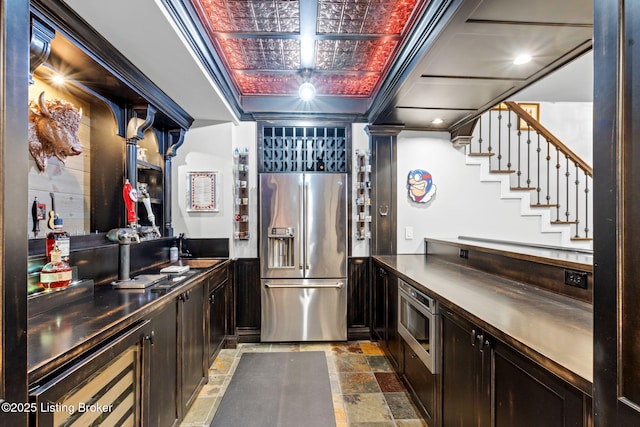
[464,102,593,250]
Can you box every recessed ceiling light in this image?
[513,54,532,65]
[299,82,316,102]
[432,118,444,125]
[51,74,66,85]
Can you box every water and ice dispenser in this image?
[268,227,295,268]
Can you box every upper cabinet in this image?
[27,1,193,240]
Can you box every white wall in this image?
[396,131,570,254]
[231,122,258,258]
[530,102,592,165]
[395,101,593,254]
[172,106,591,258]
[351,123,370,258]
[173,122,370,259]
[171,121,258,258]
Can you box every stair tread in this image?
[468,152,495,157]
[530,203,559,208]
[490,169,516,174]
[551,220,578,225]
[571,237,593,241]
[511,186,537,191]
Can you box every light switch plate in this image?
[405,226,414,240]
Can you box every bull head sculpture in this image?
[28,91,83,172]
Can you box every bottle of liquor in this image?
[40,244,72,290]
[46,217,70,262]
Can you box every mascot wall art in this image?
[28,91,83,172]
[407,169,436,204]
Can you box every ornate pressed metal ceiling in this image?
[190,0,428,99]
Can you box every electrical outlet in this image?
[564,270,588,289]
[405,226,414,240]
[459,249,469,259]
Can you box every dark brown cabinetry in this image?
[347,257,370,340]
[402,339,438,427]
[441,309,491,427]
[148,302,179,427]
[442,308,589,427]
[234,258,261,343]
[372,262,401,369]
[208,267,228,365]
[178,280,207,416]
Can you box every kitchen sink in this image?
[171,258,226,269]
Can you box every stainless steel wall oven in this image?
[398,278,440,373]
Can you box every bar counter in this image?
[27,258,228,384]
[374,254,593,394]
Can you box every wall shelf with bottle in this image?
[234,147,250,240]
[136,139,163,239]
[355,150,372,240]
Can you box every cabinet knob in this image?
[209,294,215,304]
[145,330,155,345]
[470,329,477,346]
[476,332,485,348]
[480,336,491,353]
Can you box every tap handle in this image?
[123,179,138,225]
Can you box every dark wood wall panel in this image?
[348,257,371,340]
[234,258,261,342]
[426,239,592,303]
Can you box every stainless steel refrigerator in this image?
[260,172,347,342]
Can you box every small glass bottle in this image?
[40,244,72,290]
[46,217,70,262]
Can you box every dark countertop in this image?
[27,258,228,384]
[374,254,592,393]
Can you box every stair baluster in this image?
[467,101,593,244]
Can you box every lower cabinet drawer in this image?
[402,339,438,427]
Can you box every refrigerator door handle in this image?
[299,178,305,271]
[264,282,345,289]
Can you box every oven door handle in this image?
[264,282,344,289]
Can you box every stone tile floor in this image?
[180,341,428,427]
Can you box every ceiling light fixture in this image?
[299,82,316,102]
[432,118,444,125]
[298,68,316,102]
[513,54,532,65]
[51,74,66,85]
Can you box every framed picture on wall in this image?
[517,103,540,130]
[187,171,218,212]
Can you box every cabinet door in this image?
[441,310,490,427]
[235,258,261,342]
[386,270,401,370]
[492,340,585,427]
[209,280,227,364]
[347,257,370,340]
[373,264,387,343]
[148,302,178,427]
[179,282,207,414]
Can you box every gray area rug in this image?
[210,351,336,427]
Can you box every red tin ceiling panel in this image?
[192,0,427,98]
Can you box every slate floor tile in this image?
[181,342,428,427]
